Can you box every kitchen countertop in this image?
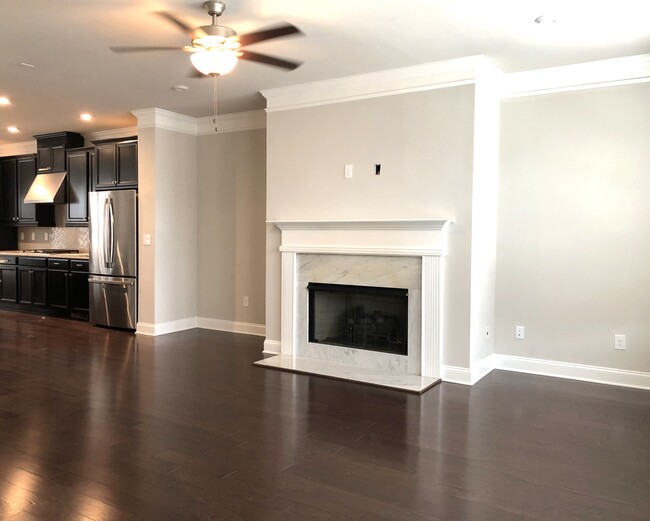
[0,250,90,259]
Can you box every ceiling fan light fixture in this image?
[190,48,238,75]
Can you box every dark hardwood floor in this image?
[0,310,648,520]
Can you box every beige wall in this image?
[138,126,198,327]
[197,129,266,326]
[496,82,650,371]
[266,86,477,368]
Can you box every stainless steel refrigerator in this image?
[88,190,137,330]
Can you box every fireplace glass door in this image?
[308,282,408,355]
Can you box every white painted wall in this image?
[197,129,266,326]
[496,82,650,372]
[266,86,477,369]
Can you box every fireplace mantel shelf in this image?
[268,219,454,231]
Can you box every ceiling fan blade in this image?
[238,23,302,47]
[239,50,302,70]
[110,46,181,53]
[155,11,196,35]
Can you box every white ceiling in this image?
[1,0,649,143]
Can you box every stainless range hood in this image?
[24,172,67,204]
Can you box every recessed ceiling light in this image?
[172,85,189,92]
[80,113,93,121]
[535,15,556,25]
[0,97,10,105]
[7,127,20,133]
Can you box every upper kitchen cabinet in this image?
[0,155,55,227]
[65,147,94,226]
[33,131,85,173]
[92,137,138,190]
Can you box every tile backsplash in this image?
[18,227,89,252]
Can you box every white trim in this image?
[263,339,281,356]
[502,53,650,98]
[85,126,138,142]
[197,317,265,337]
[280,251,297,356]
[0,140,36,156]
[135,317,198,336]
[131,108,198,135]
[197,110,266,135]
[421,256,441,378]
[471,354,495,384]
[493,354,650,391]
[279,246,444,257]
[441,365,473,385]
[262,56,493,112]
[270,219,452,231]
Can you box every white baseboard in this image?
[493,354,650,390]
[471,354,495,384]
[197,317,266,337]
[136,317,198,336]
[263,340,281,356]
[441,365,473,385]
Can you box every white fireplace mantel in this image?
[257,218,454,393]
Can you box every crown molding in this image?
[261,56,497,112]
[131,108,198,135]
[197,109,266,135]
[84,126,138,142]
[502,53,650,98]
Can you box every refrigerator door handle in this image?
[108,198,116,267]
[88,277,135,287]
[103,199,111,268]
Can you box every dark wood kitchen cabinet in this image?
[0,155,55,226]
[19,262,48,307]
[65,147,93,226]
[0,257,18,303]
[33,131,84,173]
[92,138,138,190]
[47,259,70,310]
[69,260,89,319]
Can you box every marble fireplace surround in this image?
[255,219,453,393]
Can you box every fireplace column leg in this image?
[280,251,298,356]
[421,255,442,378]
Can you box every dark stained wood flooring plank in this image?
[0,310,649,520]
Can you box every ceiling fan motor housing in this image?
[205,1,226,17]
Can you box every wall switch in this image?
[515,325,525,340]
[44,232,48,241]
[31,232,35,240]
[143,234,151,246]
[614,334,626,350]
[20,232,24,240]
[243,296,249,307]
[344,164,353,179]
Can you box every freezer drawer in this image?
[89,276,137,330]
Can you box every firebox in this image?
[307,282,408,356]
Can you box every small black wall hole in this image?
[375,164,381,175]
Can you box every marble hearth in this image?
[255,219,453,393]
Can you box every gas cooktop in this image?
[22,249,80,254]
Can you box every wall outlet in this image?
[344,164,353,179]
[515,325,525,340]
[243,296,249,307]
[614,334,626,350]
[44,232,48,241]
[20,232,24,240]
[143,234,151,246]
[31,232,35,240]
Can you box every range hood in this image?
[24,172,67,204]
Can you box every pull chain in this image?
[212,73,219,132]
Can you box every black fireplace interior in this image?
[308,282,408,355]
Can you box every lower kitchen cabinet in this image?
[0,256,89,320]
[19,266,47,306]
[0,258,18,303]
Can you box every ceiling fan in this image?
[110,0,303,77]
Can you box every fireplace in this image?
[256,219,452,393]
[308,282,408,355]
